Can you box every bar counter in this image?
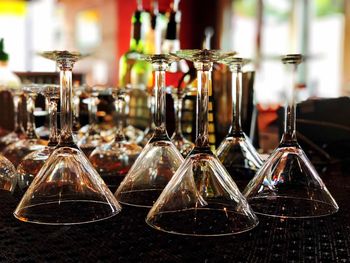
[0,168,349,262]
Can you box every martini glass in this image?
[168,86,195,157]
[0,87,26,150]
[216,57,263,190]
[14,51,121,225]
[243,54,338,218]
[115,54,184,208]
[139,92,155,147]
[17,84,60,191]
[146,50,258,236]
[89,88,142,192]
[0,154,17,193]
[72,85,86,138]
[78,86,104,157]
[3,85,47,167]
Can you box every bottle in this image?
[118,0,152,142]
[0,38,22,137]
[0,39,21,88]
[118,0,152,89]
[162,0,188,88]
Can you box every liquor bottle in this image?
[118,0,152,142]
[118,0,152,89]
[0,38,22,137]
[0,38,21,88]
[162,0,188,87]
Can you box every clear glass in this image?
[3,85,47,167]
[35,98,50,140]
[14,51,121,225]
[168,86,194,157]
[216,57,263,190]
[89,88,142,192]
[17,84,60,191]
[0,153,17,193]
[78,87,104,157]
[146,50,258,236]
[243,54,339,218]
[122,86,145,145]
[0,87,26,150]
[115,54,184,208]
[139,92,155,147]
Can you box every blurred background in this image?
[0,0,350,160]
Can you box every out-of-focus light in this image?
[0,1,26,16]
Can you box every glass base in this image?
[14,200,119,225]
[244,145,339,218]
[147,207,258,236]
[89,140,142,191]
[3,139,46,167]
[146,152,258,236]
[14,146,121,225]
[118,189,164,208]
[115,140,183,208]
[248,196,338,218]
[217,133,262,189]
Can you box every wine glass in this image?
[243,54,338,218]
[78,86,105,157]
[115,54,184,208]
[168,86,194,157]
[3,84,47,167]
[17,84,60,191]
[146,49,258,236]
[0,87,26,150]
[122,85,145,145]
[216,57,263,190]
[14,51,121,225]
[139,91,155,147]
[0,154,17,193]
[89,88,142,192]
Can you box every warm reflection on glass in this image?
[89,88,142,192]
[146,50,258,236]
[217,57,263,190]
[3,85,47,167]
[243,54,338,218]
[14,51,121,225]
[17,84,60,191]
[115,54,184,208]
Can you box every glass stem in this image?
[12,94,23,134]
[26,94,38,139]
[151,63,168,141]
[114,97,126,142]
[229,65,243,136]
[147,95,155,130]
[281,64,298,146]
[73,95,80,130]
[173,96,184,136]
[88,96,98,135]
[59,66,75,147]
[194,61,212,150]
[48,98,59,147]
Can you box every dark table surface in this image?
[1,168,349,263]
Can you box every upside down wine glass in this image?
[146,50,258,236]
[14,51,121,224]
[78,87,104,157]
[0,87,26,150]
[89,88,142,191]
[216,57,263,190]
[243,54,338,218]
[3,85,47,167]
[168,86,195,157]
[17,84,60,191]
[115,54,184,208]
